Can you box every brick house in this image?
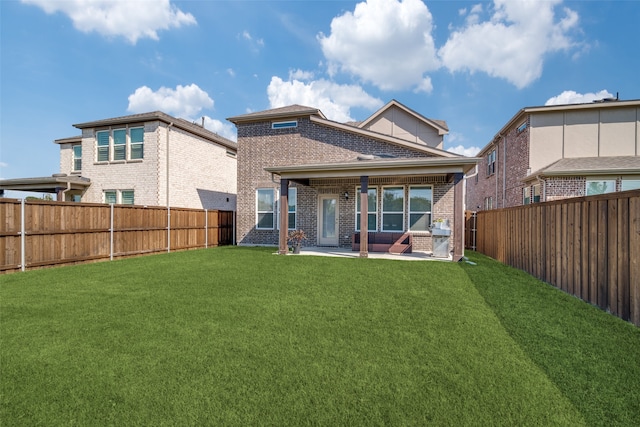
[466,99,640,211]
[228,100,478,261]
[1,112,238,210]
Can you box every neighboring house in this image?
[228,100,477,261]
[1,112,238,210]
[466,98,640,211]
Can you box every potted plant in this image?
[288,229,306,254]
[432,218,444,229]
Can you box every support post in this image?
[279,179,289,254]
[453,172,464,262]
[360,176,369,258]
[20,198,25,271]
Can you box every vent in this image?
[272,120,298,129]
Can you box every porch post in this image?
[360,176,369,258]
[452,172,464,262]
[279,179,289,254]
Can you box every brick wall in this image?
[59,121,236,209]
[466,116,530,211]
[237,117,456,251]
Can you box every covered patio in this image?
[0,174,90,201]
[266,156,477,262]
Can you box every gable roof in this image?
[228,102,459,158]
[72,111,237,151]
[358,99,449,135]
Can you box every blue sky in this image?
[1,0,639,195]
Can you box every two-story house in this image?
[228,100,478,261]
[466,99,640,211]
[1,111,238,210]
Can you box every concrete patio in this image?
[288,246,453,262]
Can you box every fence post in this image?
[167,207,171,253]
[205,209,208,248]
[20,199,26,272]
[110,203,114,261]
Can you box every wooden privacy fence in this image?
[473,189,640,326]
[0,199,235,273]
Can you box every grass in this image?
[1,247,638,426]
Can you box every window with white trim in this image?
[355,186,378,231]
[484,196,493,210]
[97,131,110,162]
[382,187,404,231]
[408,186,432,231]
[586,179,616,196]
[103,190,135,205]
[256,188,276,229]
[72,145,82,172]
[95,127,145,162]
[130,127,144,159]
[523,187,531,205]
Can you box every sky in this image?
[1,0,639,198]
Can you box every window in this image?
[517,122,527,133]
[72,145,82,172]
[121,190,134,205]
[484,196,493,210]
[621,178,640,191]
[256,188,275,229]
[408,186,432,231]
[104,190,134,205]
[130,127,144,159]
[355,187,378,231]
[104,191,117,204]
[96,128,144,162]
[97,131,110,162]
[586,179,616,196]
[272,120,297,129]
[523,187,531,205]
[382,187,404,231]
[113,129,126,161]
[532,184,541,203]
[487,150,496,176]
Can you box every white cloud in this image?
[267,76,383,123]
[318,0,439,92]
[126,84,236,141]
[438,0,580,88]
[202,116,237,142]
[545,90,613,105]
[227,68,236,77]
[127,84,214,118]
[447,145,481,157]
[240,30,264,49]
[22,0,196,44]
[289,69,315,81]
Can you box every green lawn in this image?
[1,247,638,426]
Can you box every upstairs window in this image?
[130,127,144,159]
[272,120,297,129]
[487,150,496,176]
[72,145,82,172]
[95,127,145,162]
[97,131,110,162]
[113,129,126,161]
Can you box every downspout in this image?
[61,181,72,202]
[166,122,173,253]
